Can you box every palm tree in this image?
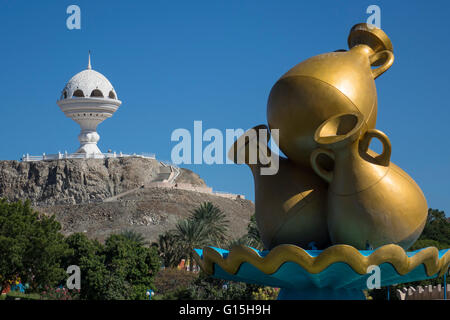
[157,231,184,268]
[246,214,264,250]
[189,202,229,245]
[120,230,148,246]
[174,218,210,269]
[226,214,264,251]
[156,202,230,269]
[226,236,253,249]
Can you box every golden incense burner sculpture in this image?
[311,112,428,250]
[228,125,330,250]
[267,23,394,167]
[228,23,428,251]
[197,22,445,300]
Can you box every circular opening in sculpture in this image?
[314,113,363,145]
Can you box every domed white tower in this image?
[57,54,121,154]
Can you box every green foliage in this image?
[157,272,263,300]
[40,286,80,300]
[251,286,279,300]
[104,234,160,298]
[189,202,229,245]
[228,213,264,251]
[155,231,184,268]
[120,230,149,246]
[64,232,161,300]
[64,232,103,265]
[410,239,448,251]
[418,209,450,246]
[175,218,210,259]
[156,202,230,268]
[0,199,70,292]
[152,206,271,300]
[247,214,264,249]
[153,267,198,295]
[2,291,41,300]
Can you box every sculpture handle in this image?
[370,50,394,79]
[310,148,335,183]
[359,129,392,166]
[227,124,271,165]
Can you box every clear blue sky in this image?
[0,1,448,216]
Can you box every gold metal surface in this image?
[311,112,428,250]
[267,23,394,167]
[226,22,431,254]
[194,244,450,278]
[228,125,330,250]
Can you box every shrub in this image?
[153,268,198,296]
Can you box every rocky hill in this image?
[0,158,254,243]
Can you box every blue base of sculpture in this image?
[193,245,449,300]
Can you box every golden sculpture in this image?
[267,23,394,167]
[311,112,428,249]
[228,23,428,251]
[228,125,330,250]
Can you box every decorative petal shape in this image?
[193,244,450,291]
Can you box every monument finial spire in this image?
[87,50,92,70]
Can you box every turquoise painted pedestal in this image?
[194,246,449,300]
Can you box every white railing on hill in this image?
[21,152,156,162]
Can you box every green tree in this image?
[174,218,210,268]
[64,233,109,300]
[157,271,265,300]
[228,213,264,251]
[418,209,450,246]
[410,239,448,251]
[64,232,161,300]
[156,231,184,268]
[120,230,149,246]
[0,199,70,292]
[156,202,231,270]
[190,202,229,245]
[153,267,198,295]
[104,234,160,299]
[245,214,264,250]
